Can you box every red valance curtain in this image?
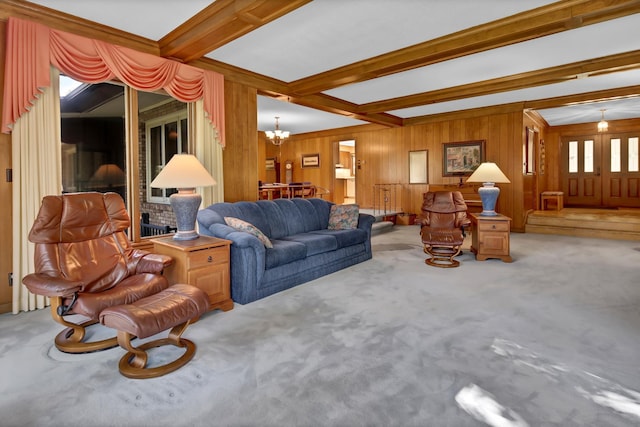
[2,17,225,146]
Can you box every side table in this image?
[152,235,233,311]
[469,213,512,263]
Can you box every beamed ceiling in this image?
[7,0,640,134]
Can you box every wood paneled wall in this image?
[269,111,530,230]
[523,111,548,211]
[222,80,258,202]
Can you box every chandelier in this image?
[265,116,290,146]
[597,109,608,132]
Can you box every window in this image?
[58,76,191,241]
[610,138,621,173]
[523,127,536,174]
[146,112,188,203]
[568,140,578,173]
[583,139,594,173]
[628,137,639,172]
[59,78,127,202]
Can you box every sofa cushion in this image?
[310,228,368,249]
[232,202,273,237]
[308,198,332,229]
[273,199,306,237]
[290,198,324,231]
[265,240,307,269]
[225,217,273,248]
[282,233,338,256]
[328,204,359,230]
[256,200,289,239]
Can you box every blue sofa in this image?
[197,198,375,304]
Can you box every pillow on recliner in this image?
[328,204,359,230]
[224,217,273,248]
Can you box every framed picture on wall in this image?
[442,140,485,176]
[302,153,320,168]
[409,150,428,184]
[265,158,276,170]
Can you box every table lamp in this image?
[90,163,125,188]
[150,154,216,240]
[466,162,510,216]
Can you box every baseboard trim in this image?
[0,301,12,314]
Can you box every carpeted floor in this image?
[1,225,640,427]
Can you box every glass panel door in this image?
[602,133,640,207]
[562,133,640,208]
[561,136,602,206]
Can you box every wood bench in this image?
[541,191,564,211]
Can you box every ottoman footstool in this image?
[100,284,209,379]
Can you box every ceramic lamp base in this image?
[169,189,201,240]
[477,183,500,216]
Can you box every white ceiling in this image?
[30,0,640,134]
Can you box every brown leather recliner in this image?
[22,192,173,353]
[416,191,470,268]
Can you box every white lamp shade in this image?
[466,162,511,184]
[150,154,216,189]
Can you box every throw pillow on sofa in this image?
[328,204,359,230]
[224,217,273,248]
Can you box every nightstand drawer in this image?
[188,246,229,269]
[478,221,510,232]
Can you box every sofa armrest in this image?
[203,223,265,249]
[197,208,224,230]
[199,222,267,302]
[357,213,376,232]
[22,273,82,298]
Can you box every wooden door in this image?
[562,133,640,207]
[562,136,602,206]
[522,127,538,210]
[602,133,640,207]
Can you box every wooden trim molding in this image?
[159,0,312,62]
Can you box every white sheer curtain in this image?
[12,67,62,313]
[192,99,224,210]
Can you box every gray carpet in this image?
[2,226,640,427]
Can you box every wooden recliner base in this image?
[424,245,462,268]
[117,321,196,380]
[50,298,119,354]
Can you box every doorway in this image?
[561,132,640,207]
[334,140,356,204]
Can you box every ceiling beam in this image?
[524,85,640,110]
[258,91,404,128]
[159,0,311,62]
[288,0,640,96]
[404,102,526,127]
[357,50,640,114]
[406,85,640,127]
[191,57,403,127]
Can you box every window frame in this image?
[145,111,189,204]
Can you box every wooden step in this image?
[525,208,640,241]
